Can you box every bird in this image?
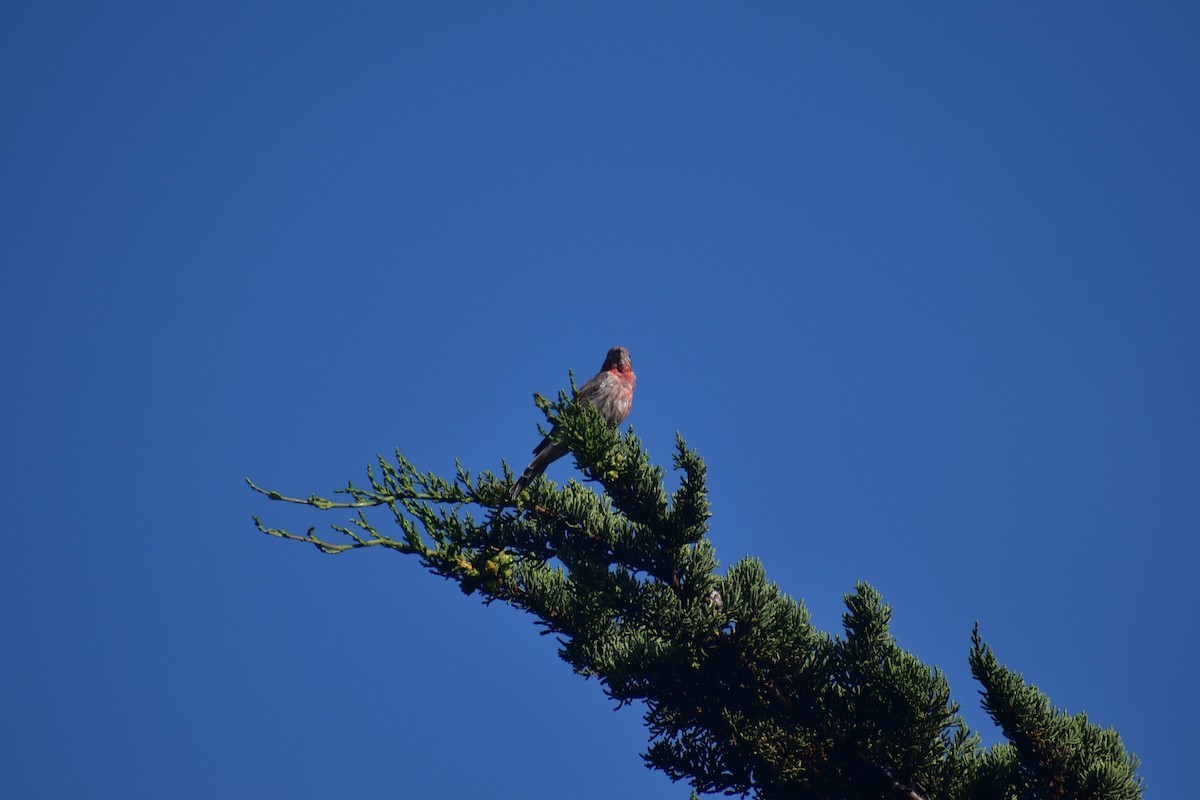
[510,346,636,500]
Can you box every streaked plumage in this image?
[510,347,636,500]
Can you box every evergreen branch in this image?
[248,390,1143,800]
[252,515,402,555]
[525,501,680,594]
[245,474,470,509]
[969,626,1143,800]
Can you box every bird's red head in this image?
[603,346,633,374]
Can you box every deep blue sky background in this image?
[4,3,1197,797]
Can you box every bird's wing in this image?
[575,370,616,405]
[527,371,617,457]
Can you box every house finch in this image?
[510,346,636,500]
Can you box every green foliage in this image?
[967,627,1143,800]
[249,390,1142,800]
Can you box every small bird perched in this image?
[510,346,636,500]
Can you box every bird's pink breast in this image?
[589,370,634,424]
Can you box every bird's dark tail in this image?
[510,438,568,500]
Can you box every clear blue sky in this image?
[3,3,1197,797]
